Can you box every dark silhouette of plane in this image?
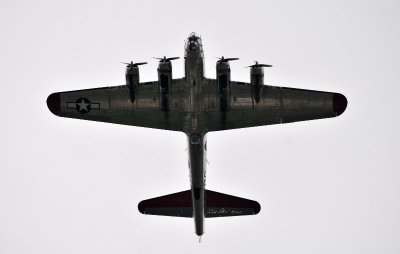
[47,33,347,239]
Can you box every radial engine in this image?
[216,56,238,111]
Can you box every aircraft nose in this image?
[189,41,198,50]
[333,93,348,116]
[47,93,60,115]
[190,32,198,38]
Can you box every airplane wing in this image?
[47,80,185,131]
[205,80,347,131]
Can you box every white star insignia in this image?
[77,98,90,112]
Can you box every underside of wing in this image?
[47,81,184,131]
[206,81,347,132]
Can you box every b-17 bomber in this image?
[47,32,347,239]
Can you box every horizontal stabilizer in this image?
[138,190,260,218]
[205,190,260,217]
[138,190,192,217]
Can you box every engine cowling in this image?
[124,61,147,102]
[216,57,238,111]
[126,67,139,102]
[158,62,171,111]
[249,62,272,103]
[156,56,179,111]
[158,62,172,92]
[216,61,230,111]
[250,67,264,103]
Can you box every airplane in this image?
[46,32,347,240]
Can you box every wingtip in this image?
[47,93,60,116]
[138,201,145,214]
[254,201,261,215]
[333,93,348,116]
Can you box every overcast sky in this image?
[1,0,400,253]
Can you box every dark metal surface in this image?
[46,33,347,238]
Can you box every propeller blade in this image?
[122,61,148,68]
[217,56,239,63]
[134,62,148,66]
[155,56,180,62]
[247,63,272,68]
[224,57,239,62]
[166,57,180,61]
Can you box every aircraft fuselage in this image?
[184,33,207,236]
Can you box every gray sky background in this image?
[1,0,400,253]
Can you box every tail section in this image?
[138,190,192,217]
[138,190,260,218]
[205,190,260,217]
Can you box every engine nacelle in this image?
[126,67,140,102]
[250,67,264,103]
[216,61,231,111]
[158,61,172,111]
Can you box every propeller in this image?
[217,56,239,63]
[122,61,148,68]
[154,56,180,63]
[247,61,272,68]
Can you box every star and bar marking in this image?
[67,97,100,114]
